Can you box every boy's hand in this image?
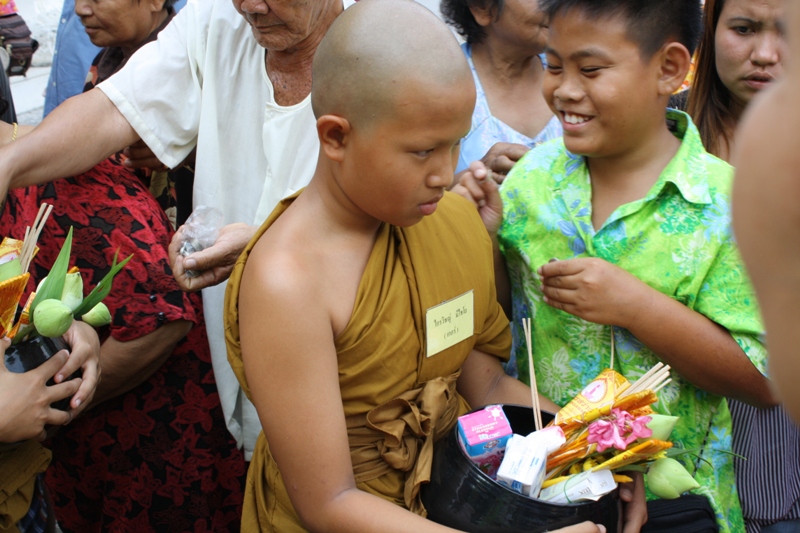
[452,160,504,235]
[620,471,648,532]
[0,339,81,442]
[538,258,650,327]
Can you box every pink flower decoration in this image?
[588,410,653,452]
[624,415,652,445]
[588,419,628,452]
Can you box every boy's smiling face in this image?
[543,10,667,159]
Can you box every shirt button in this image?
[52,82,56,87]
[149,294,157,302]
[157,312,167,323]
[61,18,66,23]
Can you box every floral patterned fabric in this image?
[497,109,766,533]
[0,158,245,532]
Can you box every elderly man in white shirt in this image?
[0,0,448,460]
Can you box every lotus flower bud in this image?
[60,272,84,312]
[646,415,679,441]
[647,457,700,499]
[81,302,111,328]
[33,298,74,338]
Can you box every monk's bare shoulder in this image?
[241,219,327,324]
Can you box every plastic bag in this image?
[179,206,223,278]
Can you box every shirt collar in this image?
[651,109,714,206]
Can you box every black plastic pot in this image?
[422,404,621,533]
[4,335,80,411]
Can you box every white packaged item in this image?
[538,470,617,504]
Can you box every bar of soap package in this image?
[457,405,513,479]
[496,426,566,497]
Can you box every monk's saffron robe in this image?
[225,192,510,532]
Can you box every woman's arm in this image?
[87,319,191,408]
[0,89,139,198]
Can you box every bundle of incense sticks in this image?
[522,317,543,431]
[620,361,672,398]
[19,203,53,273]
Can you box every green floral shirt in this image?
[498,110,765,533]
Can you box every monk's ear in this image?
[317,115,351,163]
[656,42,691,96]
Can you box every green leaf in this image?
[72,251,133,318]
[30,227,73,315]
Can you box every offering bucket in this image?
[422,404,621,533]
[4,335,78,411]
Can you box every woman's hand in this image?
[0,338,81,442]
[60,320,101,416]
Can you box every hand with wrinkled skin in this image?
[169,222,258,292]
[538,257,652,327]
[478,141,530,179]
[452,141,529,189]
[122,139,168,171]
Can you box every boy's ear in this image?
[656,43,692,96]
[317,115,351,163]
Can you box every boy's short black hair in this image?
[540,0,702,58]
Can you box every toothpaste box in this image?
[457,405,513,479]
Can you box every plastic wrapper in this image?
[179,206,224,277]
[539,470,617,504]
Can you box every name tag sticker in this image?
[426,290,474,358]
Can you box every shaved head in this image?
[312,0,472,129]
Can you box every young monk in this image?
[224,1,645,531]
[455,0,771,531]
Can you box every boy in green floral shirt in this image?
[454,0,776,531]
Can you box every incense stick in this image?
[522,318,542,431]
[609,326,615,371]
[19,203,53,273]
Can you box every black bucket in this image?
[422,404,621,533]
